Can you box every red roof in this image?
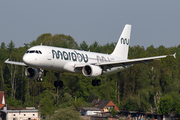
[0,104,5,109]
[0,91,5,104]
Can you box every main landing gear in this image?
[92,78,101,86]
[54,72,63,88]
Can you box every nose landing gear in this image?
[37,68,43,82]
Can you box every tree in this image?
[0,44,7,90]
[80,41,89,51]
[109,108,118,117]
[89,41,101,52]
[49,107,83,120]
[6,96,21,108]
[30,33,79,49]
[159,95,173,114]
[7,40,15,53]
[123,97,140,111]
[59,93,73,108]
[39,90,56,118]
[0,42,6,49]
[6,41,19,98]
[175,99,180,115]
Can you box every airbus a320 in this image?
[5,24,176,88]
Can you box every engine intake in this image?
[82,65,102,77]
[25,67,39,79]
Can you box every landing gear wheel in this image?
[59,81,63,88]
[92,80,96,86]
[96,80,101,86]
[54,81,58,88]
[37,77,43,82]
[54,81,64,88]
[92,79,101,86]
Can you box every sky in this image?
[0,1,180,49]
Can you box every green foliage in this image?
[30,33,79,49]
[59,93,73,108]
[80,41,89,51]
[39,90,56,117]
[89,41,101,52]
[0,42,6,49]
[159,95,174,114]
[109,108,118,117]
[175,99,180,115]
[7,40,15,53]
[6,96,21,108]
[48,107,83,120]
[123,97,140,111]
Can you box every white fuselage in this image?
[23,45,127,75]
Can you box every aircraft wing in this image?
[5,59,27,66]
[75,53,176,68]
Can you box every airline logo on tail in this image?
[121,38,129,45]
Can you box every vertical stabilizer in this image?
[111,24,131,59]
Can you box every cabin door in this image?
[46,48,52,60]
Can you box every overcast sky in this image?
[0,1,180,49]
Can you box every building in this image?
[91,99,119,112]
[80,99,119,116]
[80,107,101,116]
[0,91,40,120]
[1,109,39,120]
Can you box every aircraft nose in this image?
[23,54,31,65]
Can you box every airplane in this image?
[5,24,176,88]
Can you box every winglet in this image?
[173,53,176,58]
[167,53,176,58]
[5,58,9,63]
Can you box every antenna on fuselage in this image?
[40,43,42,46]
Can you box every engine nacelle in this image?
[25,67,39,79]
[82,65,102,77]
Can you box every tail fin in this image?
[111,24,131,59]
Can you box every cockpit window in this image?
[26,50,42,54]
[29,50,35,53]
[39,51,42,54]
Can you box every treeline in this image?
[0,33,180,118]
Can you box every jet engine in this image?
[82,65,102,77]
[25,67,39,79]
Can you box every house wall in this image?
[102,101,119,112]
[81,110,101,116]
[6,111,39,120]
[86,111,101,116]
